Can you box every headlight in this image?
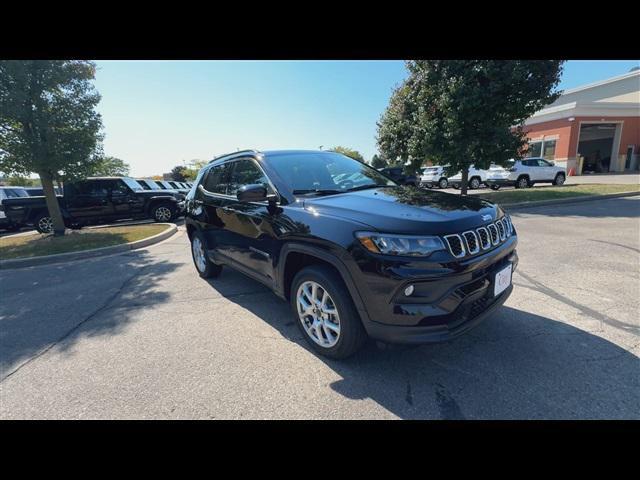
[355,232,445,257]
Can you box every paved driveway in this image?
[1,197,638,419]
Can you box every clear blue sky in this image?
[93,60,640,177]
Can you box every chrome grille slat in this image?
[488,224,499,245]
[462,231,480,255]
[496,220,506,241]
[444,234,466,258]
[476,227,491,250]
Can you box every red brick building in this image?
[523,69,640,174]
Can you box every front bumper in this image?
[366,284,513,344]
[350,238,518,344]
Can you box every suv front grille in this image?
[443,234,465,258]
[443,217,513,259]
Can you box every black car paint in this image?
[3,177,183,229]
[185,150,517,344]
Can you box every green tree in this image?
[376,82,415,168]
[171,165,187,182]
[0,60,103,235]
[371,154,387,169]
[330,146,365,163]
[4,174,37,187]
[378,60,564,194]
[90,156,130,177]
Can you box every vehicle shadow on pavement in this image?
[216,279,639,419]
[0,251,181,380]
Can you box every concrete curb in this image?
[0,223,177,270]
[500,190,640,211]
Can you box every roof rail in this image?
[208,149,261,164]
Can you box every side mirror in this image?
[237,184,268,203]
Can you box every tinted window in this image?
[227,159,272,196]
[203,163,231,195]
[68,181,110,197]
[110,179,131,195]
[4,188,29,198]
[122,178,143,191]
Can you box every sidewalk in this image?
[566,173,639,185]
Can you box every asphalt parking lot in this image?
[1,196,638,419]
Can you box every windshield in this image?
[3,188,30,198]
[267,152,396,194]
[122,177,144,191]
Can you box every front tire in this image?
[190,230,222,279]
[290,265,366,359]
[554,173,566,186]
[469,177,481,189]
[515,176,530,189]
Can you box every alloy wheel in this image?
[38,216,53,233]
[192,236,207,272]
[296,280,341,348]
[155,206,172,221]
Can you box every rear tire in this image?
[190,230,222,279]
[439,178,448,189]
[290,265,367,359]
[469,177,481,189]
[34,213,54,234]
[151,203,176,222]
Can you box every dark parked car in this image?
[378,166,419,186]
[1,186,30,231]
[184,150,518,359]
[2,177,184,233]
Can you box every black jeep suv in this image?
[2,177,184,233]
[185,150,518,358]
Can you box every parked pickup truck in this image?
[1,177,184,233]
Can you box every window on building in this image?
[542,140,556,160]
[526,139,556,160]
[526,142,542,158]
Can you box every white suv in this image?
[449,165,488,190]
[420,165,449,189]
[485,158,566,189]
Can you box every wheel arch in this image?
[278,243,371,325]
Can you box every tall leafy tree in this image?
[376,82,415,169]
[330,146,365,163]
[171,165,187,182]
[370,154,387,169]
[378,60,564,194]
[0,60,103,235]
[90,156,130,177]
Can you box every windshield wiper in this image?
[292,189,344,196]
[345,184,394,192]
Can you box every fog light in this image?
[404,285,415,296]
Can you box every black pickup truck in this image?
[1,177,184,233]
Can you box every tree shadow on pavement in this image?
[0,250,181,380]
[213,271,639,419]
[507,196,640,219]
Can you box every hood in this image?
[303,186,501,235]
